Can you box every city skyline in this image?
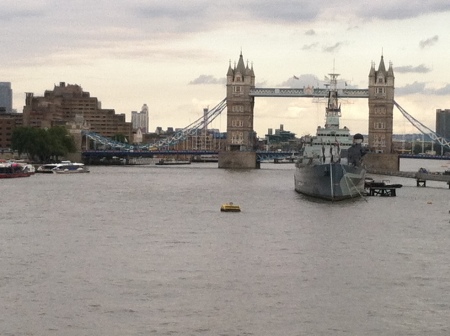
[2,1,450,137]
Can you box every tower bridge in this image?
[80,52,449,168]
[219,52,394,168]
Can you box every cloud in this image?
[395,64,431,73]
[2,0,449,69]
[302,43,318,50]
[419,35,439,49]
[355,1,450,20]
[432,84,450,95]
[189,75,226,85]
[396,81,450,96]
[0,9,44,21]
[242,1,321,23]
[395,82,426,95]
[133,2,209,32]
[256,80,268,87]
[347,25,359,31]
[280,74,321,87]
[0,1,49,21]
[131,0,450,25]
[322,42,343,53]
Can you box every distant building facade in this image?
[133,127,144,144]
[368,56,395,153]
[265,124,296,142]
[436,109,450,140]
[22,82,132,140]
[0,82,13,113]
[131,104,149,133]
[0,107,23,149]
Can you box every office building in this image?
[0,82,13,113]
[436,109,450,140]
[131,104,149,133]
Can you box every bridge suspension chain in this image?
[394,100,450,150]
[82,98,227,150]
[83,130,131,149]
[151,98,227,148]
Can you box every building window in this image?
[231,131,244,144]
[374,122,385,129]
[378,78,384,83]
[233,86,242,94]
[377,87,384,94]
[372,134,386,147]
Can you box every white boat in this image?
[37,161,89,174]
[294,73,366,201]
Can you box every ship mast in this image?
[325,73,341,129]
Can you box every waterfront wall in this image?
[364,153,399,173]
[218,151,259,169]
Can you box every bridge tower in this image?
[219,52,259,168]
[368,55,395,153]
[225,52,255,151]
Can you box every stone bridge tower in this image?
[368,56,395,153]
[225,52,255,151]
[219,52,259,168]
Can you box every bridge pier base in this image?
[218,151,260,169]
[65,151,82,164]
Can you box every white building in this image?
[131,104,149,133]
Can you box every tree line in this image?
[11,126,77,162]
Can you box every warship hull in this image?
[294,162,366,201]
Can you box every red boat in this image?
[0,162,33,178]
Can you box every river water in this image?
[1,160,450,336]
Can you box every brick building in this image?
[0,107,23,149]
[23,82,132,140]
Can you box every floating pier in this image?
[365,178,402,197]
[415,172,450,188]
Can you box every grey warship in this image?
[294,73,366,201]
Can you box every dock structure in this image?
[415,172,450,188]
[368,185,400,196]
[365,179,402,197]
[366,169,450,189]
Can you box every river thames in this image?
[1,159,450,335]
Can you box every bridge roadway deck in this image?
[250,87,369,98]
[82,150,297,159]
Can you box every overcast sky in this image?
[2,0,450,136]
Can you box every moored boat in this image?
[155,159,191,166]
[294,73,366,201]
[220,202,241,212]
[0,162,33,178]
[37,161,89,174]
